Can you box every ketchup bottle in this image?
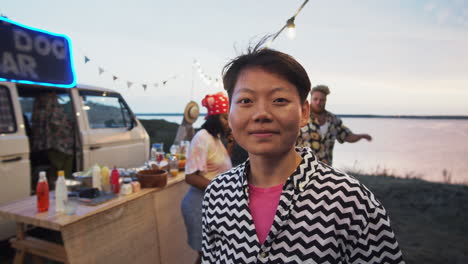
[36,171,49,212]
[111,166,120,194]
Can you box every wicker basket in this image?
[136,169,168,188]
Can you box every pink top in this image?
[248,183,284,245]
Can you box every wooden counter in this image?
[0,172,197,264]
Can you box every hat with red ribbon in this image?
[201,92,229,118]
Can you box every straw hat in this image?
[183,101,200,124]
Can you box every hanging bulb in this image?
[286,17,296,39]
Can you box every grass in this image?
[349,171,468,264]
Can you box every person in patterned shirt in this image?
[296,85,372,165]
[201,42,404,263]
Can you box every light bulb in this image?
[287,25,296,39]
[286,17,296,39]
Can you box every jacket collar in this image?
[238,147,320,192]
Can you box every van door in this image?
[76,89,149,170]
[0,82,30,239]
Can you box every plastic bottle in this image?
[101,166,111,193]
[111,166,120,194]
[120,178,133,196]
[151,144,157,161]
[169,145,179,177]
[55,170,68,213]
[36,171,49,212]
[92,164,102,190]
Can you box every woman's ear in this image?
[300,100,310,127]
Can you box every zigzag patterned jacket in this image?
[202,148,404,264]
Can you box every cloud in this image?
[422,1,468,28]
[436,8,451,23]
[424,2,437,12]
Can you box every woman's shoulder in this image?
[307,163,383,212]
[193,129,214,142]
[207,164,245,190]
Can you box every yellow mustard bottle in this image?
[101,166,111,193]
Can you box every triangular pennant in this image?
[98,67,105,75]
[127,81,133,88]
[142,84,147,91]
[84,56,90,63]
[113,76,118,81]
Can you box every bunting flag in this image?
[81,54,183,91]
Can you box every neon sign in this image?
[0,17,76,88]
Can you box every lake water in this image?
[137,114,468,185]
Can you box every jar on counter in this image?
[131,177,141,193]
[169,145,179,177]
[120,177,133,196]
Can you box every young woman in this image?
[181,92,232,264]
[201,45,404,263]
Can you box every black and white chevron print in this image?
[202,148,404,264]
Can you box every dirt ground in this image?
[351,173,468,264]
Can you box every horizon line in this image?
[135,113,468,120]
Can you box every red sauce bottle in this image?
[111,166,120,194]
[36,171,49,212]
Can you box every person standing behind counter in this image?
[201,43,403,263]
[181,92,233,264]
[296,85,372,165]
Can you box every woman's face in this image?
[228,67,309,158]
[218,113,230,133]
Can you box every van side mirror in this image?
[127,117,135,131]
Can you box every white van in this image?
[0,81,150,239]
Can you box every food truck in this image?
[0,17,150,240]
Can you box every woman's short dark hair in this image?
[222,40,311,104]
[201,114,225,138]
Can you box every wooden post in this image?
[13,223,26,264]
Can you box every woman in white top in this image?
[181,92,232,264]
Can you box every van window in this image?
[0,86,16,133]
[19,93,73,130]
[81,93,132,129]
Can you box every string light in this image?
[268,0,309,45]
[193,59,222,90]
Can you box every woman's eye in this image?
[274,98,289,103]
[237,98,252,104]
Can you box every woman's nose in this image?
[252,102,272,123]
